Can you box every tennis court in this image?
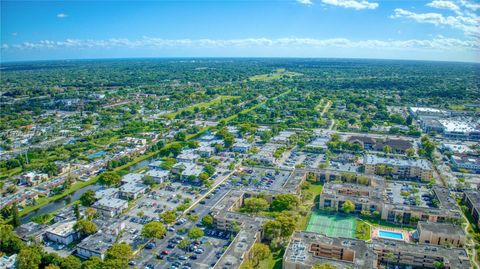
[306,211,356,238]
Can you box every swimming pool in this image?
[378,230,404,240]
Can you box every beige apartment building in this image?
[417,221,466,247]
[364,155,433,181]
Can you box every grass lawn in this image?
[296,182,323,230]
[355,219,371,240]
[257,249,284,269]
[359,216,416,231]
[164,95,239,119]
[249,71,303,81]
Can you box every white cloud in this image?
[391,8,479,37]
[426,1,461,13]
[297,0,313,5]
[2,36,478,51]
[459,0,480,11]
[321,0,378,10]
[56,13,68,18]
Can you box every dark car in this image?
[167,243,176,249]
[157,254,165,259]
[189,255,198,260]
[145,242,156,249]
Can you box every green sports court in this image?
[305,211,356,239]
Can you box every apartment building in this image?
[463,190,480,228]
[417,221,466,247]
[319,180,462,225]
[364,155,433,181]
[284,231,470,269]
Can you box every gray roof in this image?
[364,155,432,170]
[417,221,465,237]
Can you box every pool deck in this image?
[371,226,410,242]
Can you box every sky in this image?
[1,0,479,62]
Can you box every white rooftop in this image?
[438,119,476,133]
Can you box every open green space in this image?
[306,210,356,239]
[249,71,303,81]
[164,95,239,119]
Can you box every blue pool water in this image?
[87,151,107,159]
[379,230,403,240]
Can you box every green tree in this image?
[141,221,166,239]
[188,227,204,240]
[12,203,20,228]
[81,256,103,269]
[201,214,214,227]
[433,260,444,269]
[17,247,42,269]
[73,204,80,220]
[383,145,392,154]
[342,200,355,213]
[250,243,271,267]
[61,255,82,269]
[80,190,96,206]
[102,259,126,269]
[405,148,415,157]
[271,194,299,212]
[74,219,97,236]
[177,239,190,252]
[99,172,121,187]
[160,210,177,225]
[243,197,269,213]
[0,224,25,255]
[105,243,133,262]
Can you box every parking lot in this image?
[281,151,324,169]
[386,182,434,208]
[130,179,233,269]
[228,167,291,191]
[127,182,202,220]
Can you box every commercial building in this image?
[15,222,47,243]
[364,155,433,181]
[409,107,449,118]
[119,182,148,200]
[450,154,480,173]
[144,169,170,183]
[45,220,80,245]
[93,197,128,217]
[347,136,414,154]
[417,221,466,247]
[75,233,115,260]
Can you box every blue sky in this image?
[1,0,479,62]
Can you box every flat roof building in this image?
[417,221,466,247]
[93,197,128,217]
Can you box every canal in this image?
[21,183,103,223]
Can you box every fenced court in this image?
[306,210,356,239]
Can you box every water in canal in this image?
[21,183,103,223]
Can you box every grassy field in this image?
[249,71,303,81]
[163,95,239,119]
[306,210,356,238]
[296,182,323,230]
[355,219,371,240]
